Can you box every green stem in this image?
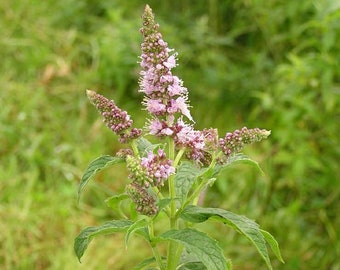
[149,221,165,270]
[166,138,179,270]
[174,148,185,167]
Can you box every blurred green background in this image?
[1,0,339,269]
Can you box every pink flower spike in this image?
[86,90,142,143]
[139,4,195,134]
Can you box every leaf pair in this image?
[74,204,283,269]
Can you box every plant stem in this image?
[166,138,179,270]
[149,221,165,270]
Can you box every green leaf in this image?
[214,154,264,175]
[105,193,129,209]
[178,262,207,270]
[159,228,228,270]
[131,257,157,270]
[180,205,276,270]
[136,137,158,157]
[260,229,285,263]
[125,218,149,246]
[74,220,133,262]
[78,155,124,200]
[175,162,203,203]
[157,198,172,212]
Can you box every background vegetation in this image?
[1,0,339,269]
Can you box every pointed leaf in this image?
[214,154,264,175]
[125,218,149,246]
[105,193,129,209]
[260,229,284,263]
[175,162,203,203]
[159,228,228,270]
[136,137,158,157]
[74,220,133,262]
[180,205,275,270]
[157,198,172,212]
[78,155,124,199]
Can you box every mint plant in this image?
[74,5,284,270]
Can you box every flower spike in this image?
[139,5,193,136]
[219,127,271,159]
[86,90,142,143]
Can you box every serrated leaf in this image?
[125,218,149,246]
[260,229,284,263]
[105,193,129,209]
[136,137,158,157]
[159,228,228,270]
[214,154,264,175]
[175,162,203,203]
[180,205,275,270]
[78,155,124,200]
[74,220,132,262]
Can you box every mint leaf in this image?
[178,262,207,270]
[260,229,284,263]
[125,218,149,246]
[180,205,276,270]
[159,228,228,270]
[214,153,264,175]
[175,162,203,203]
[136,137,158,157]
[78,155,124,200]
[105,193,129,209]
[74,220,132,262]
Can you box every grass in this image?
[1,0,340,269]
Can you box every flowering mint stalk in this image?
[139,4,193,136]
[86,90,142,143]
[75,5,283,270]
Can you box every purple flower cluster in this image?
[172,119,205,161]
[219,127,271,159]
[126,149,175,188]
[139,5,193,137]
[126,148,174,216]
[138,6,271,166]
[141,149,175,187]
[86,90,142,143]
[126,182,158,216]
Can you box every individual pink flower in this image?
[146,99,167,115]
